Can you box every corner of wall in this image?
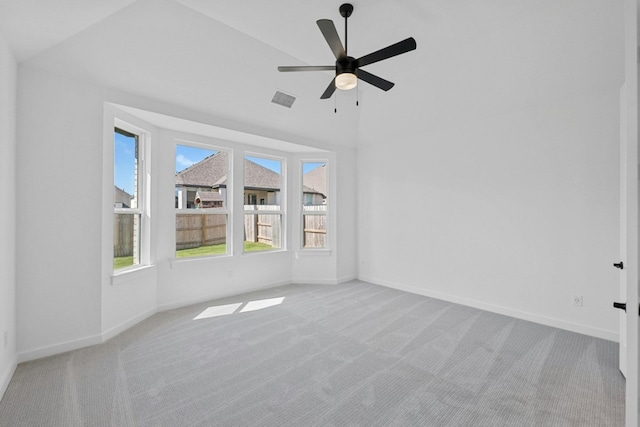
[0,31,17,402]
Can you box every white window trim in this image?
[300,159,329,251]
[111,119,152,275]
[242,152,286,254]
[173,141,232,260]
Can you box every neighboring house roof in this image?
[114,186,133,207]
[195,191,223,203]
[175,151,228,187]
[241,159,280,190]
[176,154,325,196]
[303,164,327,197]
[303,185,322,195]
[176,152,281,191]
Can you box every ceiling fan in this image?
[278,3,417,99]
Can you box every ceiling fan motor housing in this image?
[336,56,356,76]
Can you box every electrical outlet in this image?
[3,331,7,348]
[572,295,583,307]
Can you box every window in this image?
[244,155,284,253]
[302,162,327,248]
[113,127,147,270]
[175,144,229,258]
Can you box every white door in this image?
[618,83,628,377]
[622,1,639,424]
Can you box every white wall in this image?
[0,33,17,399]
[357,1,624,340]
[16,65,356,361]
[16,68,104,360]
[335,147,358,283]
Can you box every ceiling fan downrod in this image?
[339,3,353,56]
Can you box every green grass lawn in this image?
[243,241,275,252]
[176,243,228,258]
[176,242,273,258]
[175,241,273,257]
[114,256,134,270]
[114,241,275,269]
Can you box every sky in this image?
[114,131,136,195]
[175,144,216,172]
[114,133,323,195]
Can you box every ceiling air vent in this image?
[271,91,296,108]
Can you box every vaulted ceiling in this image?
[0,0,625,149]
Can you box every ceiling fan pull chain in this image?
[334,94,337,113]
[356,85,359,106]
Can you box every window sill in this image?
[111,264,156,286]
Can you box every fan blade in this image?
[278,65,335,72]
[320,78,337,99]
[317,19,346,60]
[356,69,395,91]
[355,37,417,68]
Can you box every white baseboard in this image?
[18,309,157,363]
[18,334,102,363]
[101,308,157,343]
[360,275,618,342]
[337,274,357,284]
[291,277,339,285]
[17,280,297,364]
[291,274,357,286]
[0,358,17,402]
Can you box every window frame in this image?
[112,121,151,273]
[242,152,286,254]
[300,160,329,251]
[174,140,232,260]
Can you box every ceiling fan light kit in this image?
[278,3,417,100]
[335,72,357,90]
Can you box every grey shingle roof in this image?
[175,151,228,187]
[302,164,327,197]
[195,191,223,202]
[176,155,326,196]
[175,152,281,191]
[114,186,133,207]
[303,185,322,195]
[242,159,280,190]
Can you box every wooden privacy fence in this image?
[244,205,281,248]
[175,213,226,250]
[115,205,326,255]
[114,213,134,257]
[303,205,327,248]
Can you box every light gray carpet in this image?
[0,281,625,426]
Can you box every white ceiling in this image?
[0,0,541,70]
[0,0,626,150]
[0,0,137,62]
